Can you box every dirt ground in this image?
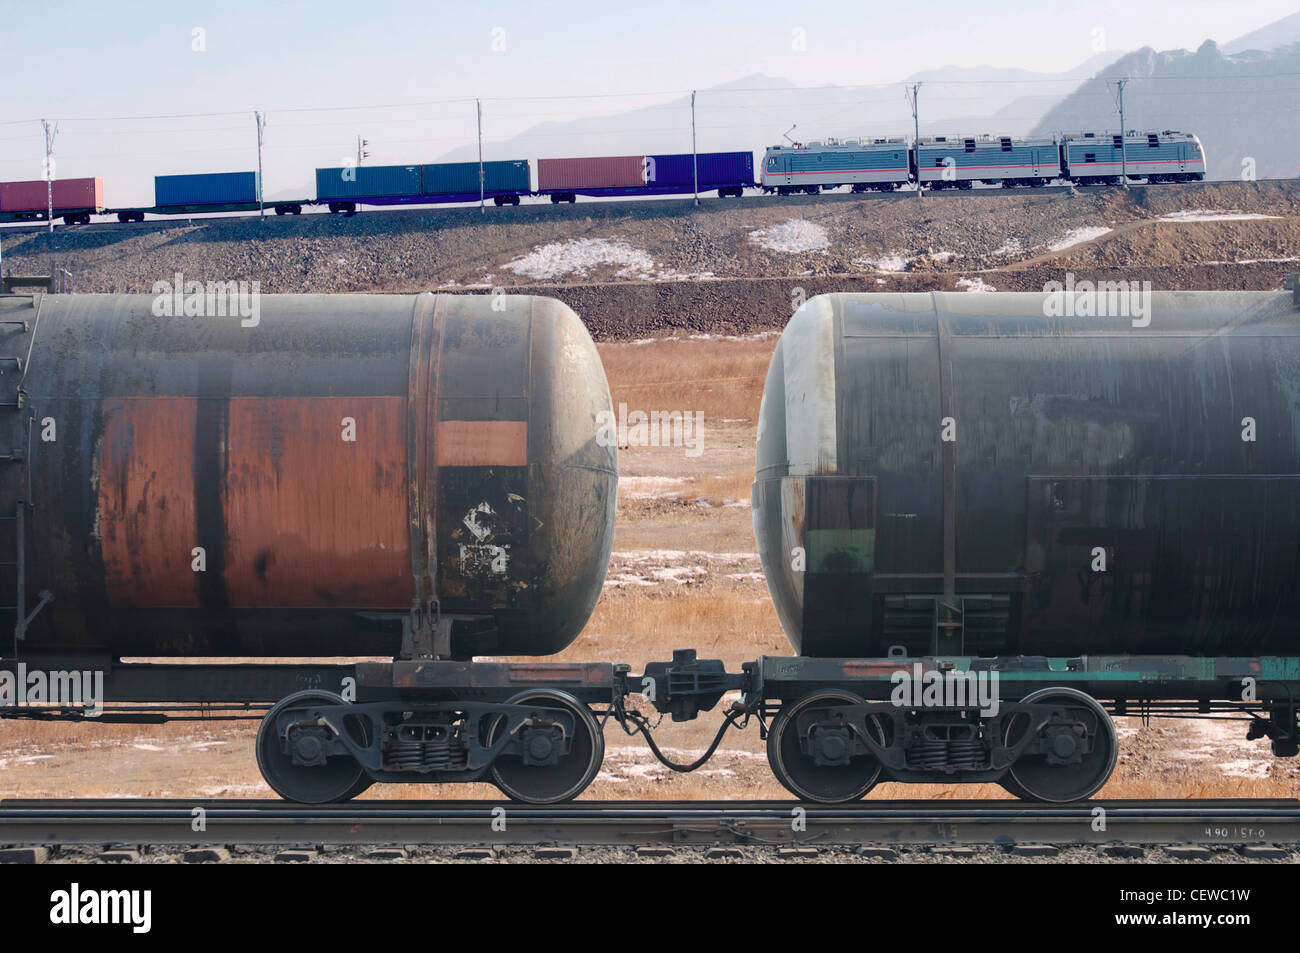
[2,331,1296,803]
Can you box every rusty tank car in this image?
[0,291,628,802]
[4,291,615,660]
[749,289,1300,802]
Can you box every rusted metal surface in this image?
[433,420,528,467]
[98,396,410,609]
[9,292,616,658]
[755,290,1300,659]
[356,659,614,692]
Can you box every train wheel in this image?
[489,689,603,804]
[767,690,885,803]
[256,690,370,803]
[1002,688,1117,802]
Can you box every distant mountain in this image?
[435,54,1122,164]
[1031,38,1300,180]
[910,51,1126,136]
[1223,11,1300,54]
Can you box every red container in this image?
[0,177,104,213]
[537,156,645,191]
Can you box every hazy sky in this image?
[1,0,1293,204]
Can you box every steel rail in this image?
[1,798,1297,847]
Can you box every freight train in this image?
[0,128,1204,225]
[2,283,1294,805]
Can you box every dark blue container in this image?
[645,151,754,190]
[315,165,422,201]
[420,160,531,197]
[154,171,259,207]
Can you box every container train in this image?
[2,283,1293,806]
[0,128,1203,226]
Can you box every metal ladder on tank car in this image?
[0,291,50,656]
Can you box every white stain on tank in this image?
[781,296,838,475]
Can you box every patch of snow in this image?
[618,476,689,500]
[993,238,1024,256]
[604,550,763,589]
[748,219,830,254]
[858,253,911,272]
[1158,209,1282,222]
[955,276,996,293]
[624,330,778,346]
[1204,257,1300,265]
[1047,227,1112,251]
[503,238,657,280]
[615,549,757,562]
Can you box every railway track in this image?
[2,798,1298,847]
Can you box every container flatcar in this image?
[419,159,531,205]
[645,151,754,197]
[0,177,104,224]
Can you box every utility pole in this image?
[1114,78,1129,188]
[905,84,921,197]
[691,90,699,207]
[41,119,58,232]
[255,111,266,218]
[356,136,369,167]
[477,99,485,213]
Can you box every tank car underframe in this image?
[744,654,1300,800]
[0,656,679,804]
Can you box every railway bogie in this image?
[254,671,611,804]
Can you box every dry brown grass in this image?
[598,334,773,425]
[687,471,755,507]
[575,583,786,669]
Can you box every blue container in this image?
[645,151,754,190]
[420,160,530,197]
[315,165,422,201]
[154,171,259,207]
